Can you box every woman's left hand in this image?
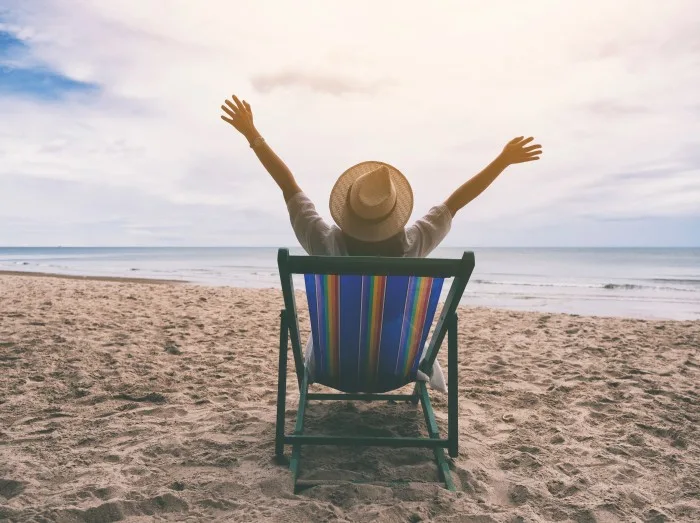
[497,136,542,165]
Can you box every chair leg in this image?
[275,310,289,459]
[409,382,420,405]
[448,313,459,458]
[290,370,309,493]
[417,381,456,491]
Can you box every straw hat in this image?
[329,161,413,242]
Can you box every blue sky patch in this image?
[0,27,30,63]
[0,29,99,100]
[0,66,98,100]
[0,29,28,55]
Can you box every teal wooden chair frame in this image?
[275,248,475,492]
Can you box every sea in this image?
[1,247,699,321]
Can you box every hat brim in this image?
[329,161,413,242]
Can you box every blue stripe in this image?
[337,275,362,391]
[377,275,410,391]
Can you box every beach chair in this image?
[275,248,475,491]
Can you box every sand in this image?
[0,273,699,523]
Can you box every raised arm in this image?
[220,94,301,202]
[444,136,542,217]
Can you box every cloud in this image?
[0,174,293,245]
[611,166,681,181]
[444,215,700,248]
[0,0,699,247]
[579,98,650,117]
[250,70,391,96]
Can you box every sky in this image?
[0,0,699,247]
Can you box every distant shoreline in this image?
[0,270,185,285]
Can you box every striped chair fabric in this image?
[303,274,444,393]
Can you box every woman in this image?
[220,94,542,258]
[220,94,542,392]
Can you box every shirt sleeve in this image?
[404,204,453,258]
[286,192,333,255]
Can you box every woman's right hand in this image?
[220,94,258,140]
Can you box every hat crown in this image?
[349,165,397,220]
[329,160,413,243]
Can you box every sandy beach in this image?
[1,273,699,522]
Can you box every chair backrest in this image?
[304,274,444,392]
[278,250,475,393]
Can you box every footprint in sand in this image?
[557,462,585,478]
[508,484,530,505]
[499,451,542,471]
[546,479,582,498]
[137,406,189,418]
[92,485,124,500]
[550,434,565,444]
[612,465,644,484]
[45,493,189,522]
[0,478,25,500]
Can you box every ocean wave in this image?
[650,278,700,286]
[472,279,698,293]
[602,283,642,290]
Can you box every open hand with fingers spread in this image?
[497,136,543,166]
[221,95,258,141]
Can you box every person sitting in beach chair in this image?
[220,94,542,392]
[220,95,543,489]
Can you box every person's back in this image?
[219,93,542,389]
